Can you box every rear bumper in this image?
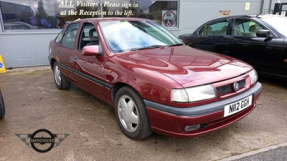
[144,82,262,138]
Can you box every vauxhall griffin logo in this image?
[233,82,240,91]
[16,129,69,153]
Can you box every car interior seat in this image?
[233,24,242,36]
[207,26,213,35]
[249,25,257,36]
[86,29,99,46]
[221,26,228,35]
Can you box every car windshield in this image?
[99,20,182,53]
[261,16,287,37]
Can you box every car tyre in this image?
[0,90,5,119]
[53,62,71,90]
[115,86,152,140]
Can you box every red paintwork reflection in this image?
[112,45,253,107]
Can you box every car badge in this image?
[233,82,240,91]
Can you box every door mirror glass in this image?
[82,45,100,56]
[256,30,271,37]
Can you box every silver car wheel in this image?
[54,65,61,86]
[117,95,139,132]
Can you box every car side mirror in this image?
[256,30,271,38]
[82,45,101,56]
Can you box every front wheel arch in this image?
[112,82,142,103]
[50,58,56,70]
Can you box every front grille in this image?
[216,79,246,95]
[216,84,232,95]
[237,79,246,88]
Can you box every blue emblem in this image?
[0,63,3,69]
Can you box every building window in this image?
[0,0,179,32]
[0,0,59,30]
[102,0,179,28]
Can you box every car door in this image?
[73,22,110,101]
[226,18,284,76]
[194,19,231,54]
[57,23,80,81]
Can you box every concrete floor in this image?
[0,70,286,161]
[235,146,287,161]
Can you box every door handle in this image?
[57,51,60,55]
[73,56,78,61]
[232,41,238,44]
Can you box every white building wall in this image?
[0,31,59,68]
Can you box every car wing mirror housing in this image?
[82,45,102,56]
[256,29,271,38]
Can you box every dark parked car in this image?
[179,15,287,79]
[0,90,5,119]
[49,18,262,139]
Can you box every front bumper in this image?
[144,82,262,138]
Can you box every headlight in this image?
[248,69,258,85]
[171,85,217,103]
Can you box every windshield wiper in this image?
[166,43,184,47]
[130,45,164,51]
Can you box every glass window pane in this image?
[99,20,182,53]
[199,21,229,36]
[0,0,55,30]
[78,23,99,50]
[55,27,67,44]
[282,4,287,11]
[199,25,208,35]
[233,19,266,36]
[0,0,178,31]
[208,21,229,35]
[102,0,179,28]
[61,23,80,49]
[0,0,100,30]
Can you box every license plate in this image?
[224,95,253,117]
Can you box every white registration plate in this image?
[224,95,253,117]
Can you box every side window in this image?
[55,27,67,44]
[233,19,266,37]
[199,25,208,35]
[199,21,229,35]
[78,23,99,50]
[61,23,80,49]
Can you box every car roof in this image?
[208,14,282,21]
[73,17,151,23]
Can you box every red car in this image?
[49,18,262,139]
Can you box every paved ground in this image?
[0,69,286,161]
[235,146,287,161]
